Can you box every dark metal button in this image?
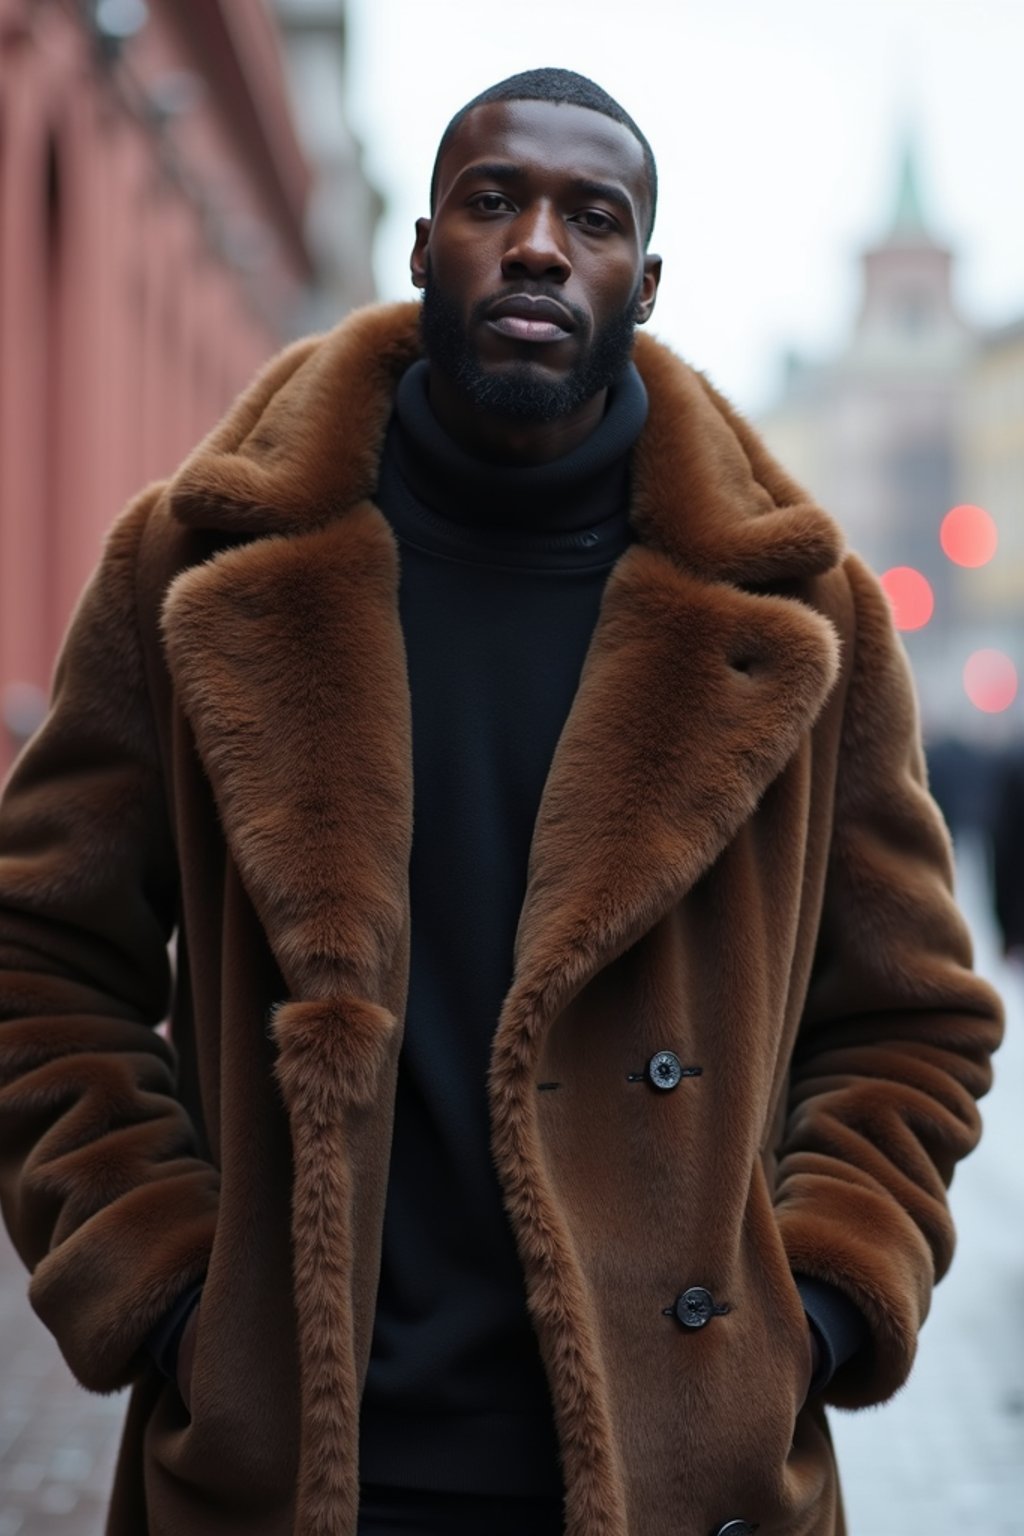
[647,1050,683,1090]
[710,1522,759,1536]
[674,1286,729,1329]
[627,1056,702,1087]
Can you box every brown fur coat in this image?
[0,303,1003,1535]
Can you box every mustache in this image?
[470,286,589,334]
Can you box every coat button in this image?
[647,1050,683,1090]
[674,1285,728,1328]
[710,1523,759,1536]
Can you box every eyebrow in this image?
[451,162,637,224]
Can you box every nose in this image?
[501,202,571,284]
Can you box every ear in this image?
[635,254,662,326]
[410,218,431,291]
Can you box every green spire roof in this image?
[888,131,932,241]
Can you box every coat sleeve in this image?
[774,553,1003,1409]
[0,487,219,1393]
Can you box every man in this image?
[0,68,1003,1536]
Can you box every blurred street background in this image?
[2,0,1023,1530]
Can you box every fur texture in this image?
[0,303,1003,1535]
[271,997,400,1534]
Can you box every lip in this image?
[485,294,576,343]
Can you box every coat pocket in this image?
[145,1203,302,1513]
[706,1162,836,1532]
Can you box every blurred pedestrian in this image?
[991,744,1024,960]
[926,734,999,842]
[0,68,1003,1536]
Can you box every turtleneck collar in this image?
[388,357,649,538]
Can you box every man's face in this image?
[411,99,661,423]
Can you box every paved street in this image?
[0,1240,126,1535]
[0,837,1021,1533]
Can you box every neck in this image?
[389,358,650,533]
[425,369,609,466]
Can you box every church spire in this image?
[887,129,933,243]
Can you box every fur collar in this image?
[161,300,844,1016]
[166,301,843,587]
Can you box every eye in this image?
[572,208,619,234]
[470,192,514,214]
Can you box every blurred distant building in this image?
[759,138,1023,736]
[960,317,1024,626]
[271,0,383,333]
[0,0,379,777]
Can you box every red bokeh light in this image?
[880,566,934,631]
[940,504,998,568]
[963,649,1018,713]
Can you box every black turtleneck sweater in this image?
[357,361,649,1498]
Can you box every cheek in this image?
[428,231,500,291]
[587,277,642,329]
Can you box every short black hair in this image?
[429,67,658,245]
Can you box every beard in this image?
[419,264,641,423]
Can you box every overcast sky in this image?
[345,0,1024,414]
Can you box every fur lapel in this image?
[161,503,412,1006]
[161,300,842,1018]
[505,545,840,1021]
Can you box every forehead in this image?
[437,98,648,208]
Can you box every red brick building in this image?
[0,0,316,772]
